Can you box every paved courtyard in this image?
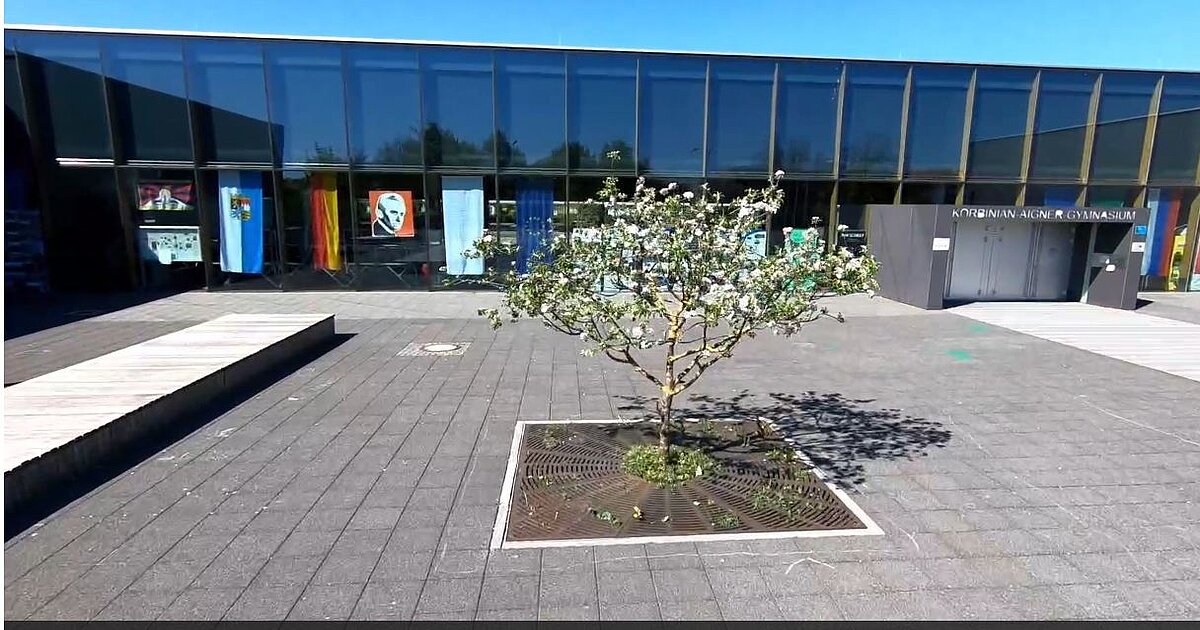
[5,291,1200,620]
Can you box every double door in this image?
[946,221,1075,301]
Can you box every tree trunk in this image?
[657,387,674,457]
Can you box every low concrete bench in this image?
[4,313,335,512]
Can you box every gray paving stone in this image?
[597,569,656,604]
[287,582,365,620]
[539,568,598,608]
[657,597,722,621]
[127,560,206,593]
[775,592,845,620]
[484,549,542,576]
[253,553,324,588]
[478,574,539,610]
[704,567,769,601]
[415,576,482,615]
[312,552,382,585]
[350,580,424,620]
[600,601,661,621]
[223,584,304,620]
[650,568,714,602]
[539,604,600,620]
[158,587,240,620]
[94,588,180,621]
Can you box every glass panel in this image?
[963,183,1020,205]
[1026,185,1080,206]
[19,34,112,159]
[707,60,773,173]
[42,168,130,290]
[1029,70,1095,180]
[105,36,192,162]
[345,45,421,166]
[496,51,566,169]
[771,181,833,251]
[1149,74,1200,182]
[1090,73,1156,181]
[122,168,205,290]
[267,44,347,164]
[187,40,272,164]
[968,69,1034,178]
[201,169,281,290]
[1142,188,1197,291]
[840,64,907,177]
[279,170,353,288]
[775,62,840,176]
[905,66,969,177]
[496,176,567,273]
[837,182,896,230]
[1087,185,1140,207]
[567,53,636,171]
[638,56,706,174]
[422,48,494,168]
[901,183,958,204]
[351,172,428,288]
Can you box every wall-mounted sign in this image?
[951,206,1138,223]
[932,237,951,251]
[139,226,201,264]
[137,181,194,211]
[1131,242,1146,253]
[838,228,867,251]
[370,190,415,238]
[1134,225,1148,236]
[743,230,767,259]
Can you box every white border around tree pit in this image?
[489,418,885,549]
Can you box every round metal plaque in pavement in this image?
[421,343,462,353]
[396,341,471,356]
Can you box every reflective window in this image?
[351,172,428,288]
[639,56,706,173]
[968,69,1034,178]
[6,39,27,126]
[422,48,494,168]
[1090,73,1156,181]
[279,170,353,288]
[1149,74,1200,182]
[840,64,907,176]
[1087,185,1141,207]
[1026,185,1080,206]
[837,182,896,229]
[104,37,191,162]
[1029,71,1096,180]
[567,53,636,171]
[707,60,773,173]
[775,62,840,175]
[905,66,970,177]
[267,44,347,164]
[963,183,1020,205]
[346,46,421,166]
[496,52,566,169]
[19,34,112,159]
[901,183,957,204]
[772,181,833,250]
[44,168,129,290]
[187,40,272,163]
[1141,188,1197,291]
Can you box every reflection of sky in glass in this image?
[568,54,636,170]
[639,56,706,173]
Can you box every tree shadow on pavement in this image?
[617,389,952,487]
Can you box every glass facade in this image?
[4,28,1199,294]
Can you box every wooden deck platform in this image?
[4,313,335,511]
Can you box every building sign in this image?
[838,228,867,252]
[139,226,201,264]
[951,206,1138,223]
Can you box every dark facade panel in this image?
[345,45,422,166]
[840,63,907,177]
[1091,72,1157,181]
[706,59,773,173]
[421,47,495,168]
[186,39,272,164]
[1149,73,1200,182]
[774,61,840,176]
[1029,70,1095,180]
[266,43,348,164]
[104,36,192,162]
[904,66,970,178]
[18,33,112,160]
[967,68,1034,179]
[496,51,566,170]
[638,56,706,174]
[566,53,636,171]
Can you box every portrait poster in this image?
[137,181,194,211]
[369,190,415,238]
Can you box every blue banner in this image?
[516,181,555,275]
[218,171,264,274]
[442,176,484,276]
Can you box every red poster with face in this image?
[369,190,415,238]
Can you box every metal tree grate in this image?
[506,420,866,542]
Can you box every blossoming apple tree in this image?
[469,160,878,461]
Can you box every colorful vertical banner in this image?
[515,182,555,274]
[310,173,342,271]
[442,176,485,276]
[218,171,264,274]
[1142,189,1164,276]
[369,190,415,238]
[1146,188,1181,280]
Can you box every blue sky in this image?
[6,0,1198,71]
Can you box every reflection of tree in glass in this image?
[423,123,488,164]
[303,143,341,163]
[843,133,897,174]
